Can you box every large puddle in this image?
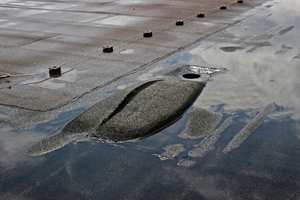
[1,0,300,199]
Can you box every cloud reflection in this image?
[173,2,300,120]
[0,126,46,169]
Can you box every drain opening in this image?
[182,74,201,79]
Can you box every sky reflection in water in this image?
[1,0,300,199]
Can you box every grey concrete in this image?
[0,0,269,110]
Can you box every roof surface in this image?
[0,0,267,110]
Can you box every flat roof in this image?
[0,0,268,110]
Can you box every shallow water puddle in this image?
[1,0,300,199]
[94,15,146,26]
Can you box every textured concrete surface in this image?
[0,0,268,110]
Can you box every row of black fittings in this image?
[102,0,243,53]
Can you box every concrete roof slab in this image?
[0,0,271,110]
[25,11,108,23]
[170,20,228,34]
[6,1,77,10]
[0,19,145,43]
[0,19,58,32]
[85,0,226,18]
[0,57,144,110]
[91,42,177,64]
[0,47,78,72]
[21,34,111,56]
[135,30,206,48]
[0,29,56,47]
[92,15,175,30]
[0,84,74,110]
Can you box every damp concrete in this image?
[4,0,299,199]
[0,0,269,110]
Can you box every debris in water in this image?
[155,144,186,161]
[177,159,196,167]
[185,65,227,76]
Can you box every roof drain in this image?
[182,74,201,79]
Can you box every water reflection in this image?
[0,126,46,169]
[1,0,300,199]
[185,14,300,119]
[94,15,145,26]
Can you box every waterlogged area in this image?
[1,0,300,199]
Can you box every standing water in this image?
[1,0,300,199]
